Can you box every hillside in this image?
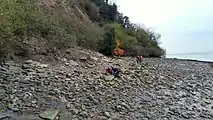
[0,48,213,119]
[0,0,178,120]
[0,0,165,61]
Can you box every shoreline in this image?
[165,57,213,64]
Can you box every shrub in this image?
[98,25,116,56]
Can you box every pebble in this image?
[39,109,59,120]
[0,57,213,120]
[104,112,110,118]
[16,115,42,120]
[71,109,79,115]
[80,111,88,118]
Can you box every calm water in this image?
[166,54,213,62]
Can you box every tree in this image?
[145,28,161,43]
[98,26,116,56]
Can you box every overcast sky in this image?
[115,0,213,55]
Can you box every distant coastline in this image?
[166,54,213,63]
[166,57,213,63]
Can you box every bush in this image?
[98,25,116,56]
[0,0,165,59]
[0,0,40,57]
[0,0,104,58]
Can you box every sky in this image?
[115,0,213,60]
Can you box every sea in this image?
[166,54,213,62]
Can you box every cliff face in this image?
[38,0,92,24]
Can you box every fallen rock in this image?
[103,112,110,118]
[104,75,114,81]
[69,60,79,66]
[39,109,60,120]
[0,66,7,71]
[16,115,42,120]
[0,113,14,120]
[80,56,87,61]
[80,111,88,118]
[8,103,20,112]
[0,89,6,100]
[99,116,108,120]
[59,112,72,120]
[39,64,49,68]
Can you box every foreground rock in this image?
[1,51,213,120]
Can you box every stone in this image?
[91,57,98,61]
[39,64,49,68]
[32,100,37,104]
[99,116,108,120]
[120,102,130,110]
[1,57,213,120]
[16,115,42,120]
[0,89,6,100]
[38,73,48,78]
[80,111,88,118]
[0,66,7,71]
[115,105,122,112]
[181,113,190,119]
[80,56,87,61]
[8,66,19,70]
[39,109,60,120]
[109,81,115,85]
[66,73,72,78]
[8,104,19,112]
[69,60,79,66]
[71,109,79,115]
[103,112,110,118]
[59,112,72,120]
[0,113,13,120]
[59,96,68,103]
[104,75,114,81]
[203,98,211,104]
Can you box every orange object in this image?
[114,48,125,56]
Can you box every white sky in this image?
[115,0,213,56]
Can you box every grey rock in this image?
[31,100,37,104]
[71,109,79,115]
[80,111,88,118]
[120,102,130,110]
[8,104,19,112]
[80,57,87,61]
[0,89,6,100]
[0,112,14,120]
[203,98,211,104]
[99,116,108,120]
[69,60,79,66]
[39,109,60,120]
[39,64,49,68]
[104,75,114,81]
[59,112,72,120]
[38,73,48,78]
[66,73,72,78]
[0,66,7,71]
[103,112,110,118]
[16,115,42,120]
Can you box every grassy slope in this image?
[0,0,103,60]
[0,0,165,61]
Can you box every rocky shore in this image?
[1,49,213,120]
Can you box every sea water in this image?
[166,54,213,62]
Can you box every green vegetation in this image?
[0,0,165,60]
